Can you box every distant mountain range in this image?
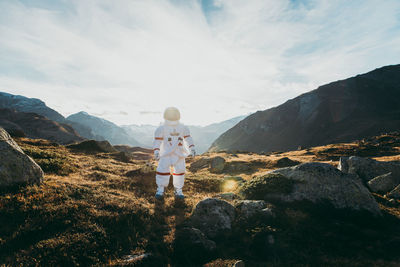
[209,64,400,153]
[67,111,141,147]
[0,91,246,151]
[122,115,246,153]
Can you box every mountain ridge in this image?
[209,64,400,153]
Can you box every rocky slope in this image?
[210,64,400,153]
[0,108,83,144]
[67,111,141,146]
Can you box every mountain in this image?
[122,115,247,153]
[0,108,83,144]
[209,64,400,153]
[67,111,141,147]
[0,92,65,122]
[188,116,247,153]
[0,91,102,141]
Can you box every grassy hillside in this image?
[0,134,400,266]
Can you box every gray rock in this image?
[368,172,400,193]
[190,198,235,238]
[189,157,211,172]
[235,200,271,220]
[173,227,216,255]
[0,127,43,186]
[269,162,381,216]
[210,156,226,173]
[275,157,300,167]
[388,184,400,199]
[339,156,400,182]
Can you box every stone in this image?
[209,156,226,173]
[189,157,211,172]
[339,156,400,182]
[243,162,381,216]
[388,184,400,199]
[368,172,400,193]
[235,200,268,220]
[0,127,43,186]
[275,157,300,168]
[173,227,216,262]
[190,198,235,238]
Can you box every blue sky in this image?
[0,0,400,125]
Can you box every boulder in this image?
[242,162,381,216]
[368,172,400,193]
[275,157,300,168]
[235,200,274,220]
[209,156,226,173]
[173,227,216,262]
[387,184,400,199]
[189,157,211,172]
[0,127,43,186]
[339,156,400,182]
[190,198,235,238]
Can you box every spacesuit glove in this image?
[190,148,196,157]
[154,150,160,161]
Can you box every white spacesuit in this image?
[153,107,195,200]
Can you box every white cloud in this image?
[0,0,399,125]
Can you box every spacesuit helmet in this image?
[163,107,180,121]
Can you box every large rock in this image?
[0,127,43,186]
[173,227,216,262]
[242,162,381,216]
[190,198,235,238]
[368,172,400,193]
[209,156,225,173]
[235,200,274,221]
[339,156,400,182]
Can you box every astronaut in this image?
[153,107,196,200]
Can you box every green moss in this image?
[239,173,294,200]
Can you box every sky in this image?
[0,0,400,126]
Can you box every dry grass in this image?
[0,133,399,266]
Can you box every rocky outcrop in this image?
[190,198,235,238]
[241,163,381,216]
[339,156,400,182]
[368,172,400,193]
[0,127,43,186]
